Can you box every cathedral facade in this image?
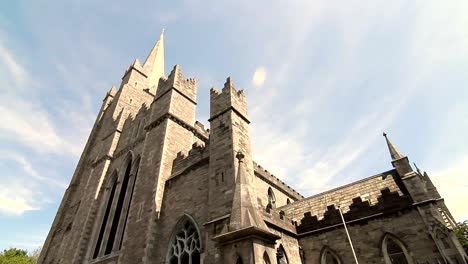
[38,33,468,264]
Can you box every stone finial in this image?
[236,151,245,162]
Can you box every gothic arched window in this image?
[263,252,271,264]
[277,245,289,264]
[167,215,201,264]
[267,187,276,208]
[92,154,140,259]
[93,173,118,259]
[320,247,341,264]
[236,256,243,264]
[382,234,413,264]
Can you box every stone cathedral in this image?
[38,32,468,264]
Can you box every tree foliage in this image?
[454,221,468,253]
[0,248,37,264]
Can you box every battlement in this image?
[171,142,208,177]
[296,188,413,234]
[262,209,297,235]
[156,64,197,103]
[194,121,210,139]
[253,162,304,200]
[209,77,248,122]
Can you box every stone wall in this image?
[281,169,405,222]
[299,209,445,264]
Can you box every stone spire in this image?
[229,151,268,231]
[143,29,165,88]
[383,132,405,160]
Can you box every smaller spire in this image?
[383,132,405,160]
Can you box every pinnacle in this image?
[383,132,405,161]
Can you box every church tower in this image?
[38,33,468,264]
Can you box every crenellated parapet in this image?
[296,188,413,234]
[262,208,297,235]
[194,121,210,139]
[253,162,304,200]
[171,142,208,177]
[155,64,197,104]
[209,77,248,123]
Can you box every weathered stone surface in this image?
[38,34,468,264]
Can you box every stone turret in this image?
[209,78,279,263]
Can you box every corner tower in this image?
[208,78,279,263]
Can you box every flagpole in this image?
[338,206,359,264]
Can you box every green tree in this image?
[0,248,36,264]
[454,221,468,254]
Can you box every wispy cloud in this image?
[0,152,67,189]
[0,43,28,86]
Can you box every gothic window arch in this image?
[267,187,276,208]
[320,247,341,264]
[382,233,413,264]
[93,171,118,259]
[92,152,140,259]
[286,198,291,205]
[236,256,243,264]
[277,244,289,264]
[167,214,202,264]
[117,156,140,249]
[263,252,271,264]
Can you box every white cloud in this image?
[252,67,267,87]
[431,156,468,222]
[0,185,38,215]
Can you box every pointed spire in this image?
[143,29,165,88]
[383,132,405,160]
[228,151,268,231]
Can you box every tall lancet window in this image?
[93,173,118,259]
[277,245,289,264]
[382,234,413,264]
[167,215,201,264]
[92,154,140,259]
[263,252,271,264]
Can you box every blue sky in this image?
[1,0,467,253]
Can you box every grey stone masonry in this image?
[38,33,468,264]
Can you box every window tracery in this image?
[168,218,201,264]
